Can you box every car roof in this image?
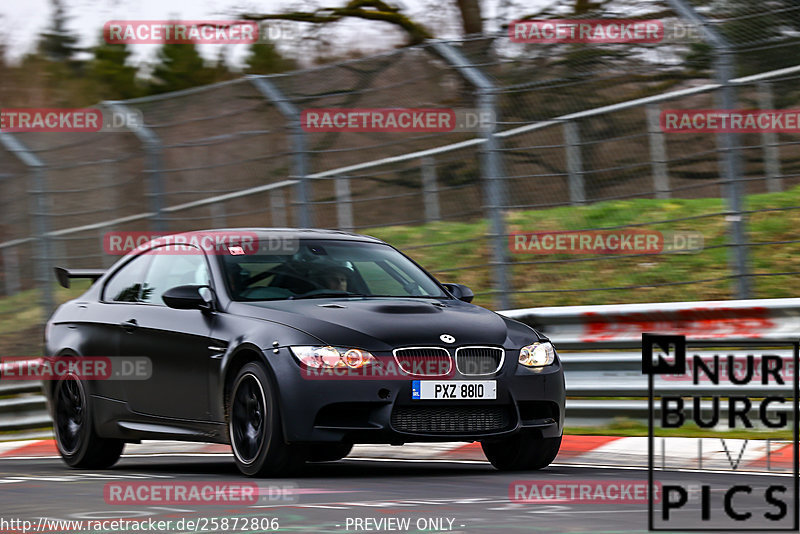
[184,228,386,244]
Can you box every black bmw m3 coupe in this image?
[45,229,565,476]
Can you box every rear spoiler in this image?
[54,267,106,289]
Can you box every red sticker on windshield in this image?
[229,246,245,256]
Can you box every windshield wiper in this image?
[289,291,368,300]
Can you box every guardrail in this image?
[1,298,798,436]
[560,351,794,426]
[0,382,49,438]
[500,298,800,349]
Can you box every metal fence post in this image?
[421,157,441,222]
[757,81,783,193]
[270,189,287,227]
[99,227,114,268]
[249,76,312,228]
[210,202,227,228]
[563,121,586,205]
[2,246,20,296]
[104,102,166,233]
[646,103,670,199]
[51,238,65,267]
[667,0,750,299]
[0,133,54,319]
[431,42,510,309]
[335,176,354,231]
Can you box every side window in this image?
[103,254,152,303]
[140,247,211,306]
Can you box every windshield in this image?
[220,239,447,301]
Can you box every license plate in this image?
[412,380,496,400]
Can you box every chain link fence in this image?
[2,0,800,341]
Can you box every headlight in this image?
[290,346,376,369]
[518,342,555,367]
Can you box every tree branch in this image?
[243,0,433,45]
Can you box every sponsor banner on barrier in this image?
[580,307,777,343]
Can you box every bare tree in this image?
[454,0,483,35]
[243,0,433,45]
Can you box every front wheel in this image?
[228,362,305,476]
[53,374,124,469]
[481,433,561,471]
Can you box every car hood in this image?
[232,297,511,351]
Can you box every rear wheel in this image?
[53,374,124,469]
[481,433,561,471]
[229,362,305,476]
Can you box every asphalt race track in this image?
[0,453,795,533]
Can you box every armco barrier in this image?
[1,298,799,434]
[0,381,48,437]
[560,350,795,426]
[500,298,800,349]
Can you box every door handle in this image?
[121,319,138,333]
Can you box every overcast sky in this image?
[0,0,543,68]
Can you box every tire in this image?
[307,443,353,462]
[53,374,124,469]
[228,362,305,477]
[481,433,561,471]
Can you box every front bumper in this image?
[267,347,566,444]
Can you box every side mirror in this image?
[442,283,474,303]
[162,285,215,311]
